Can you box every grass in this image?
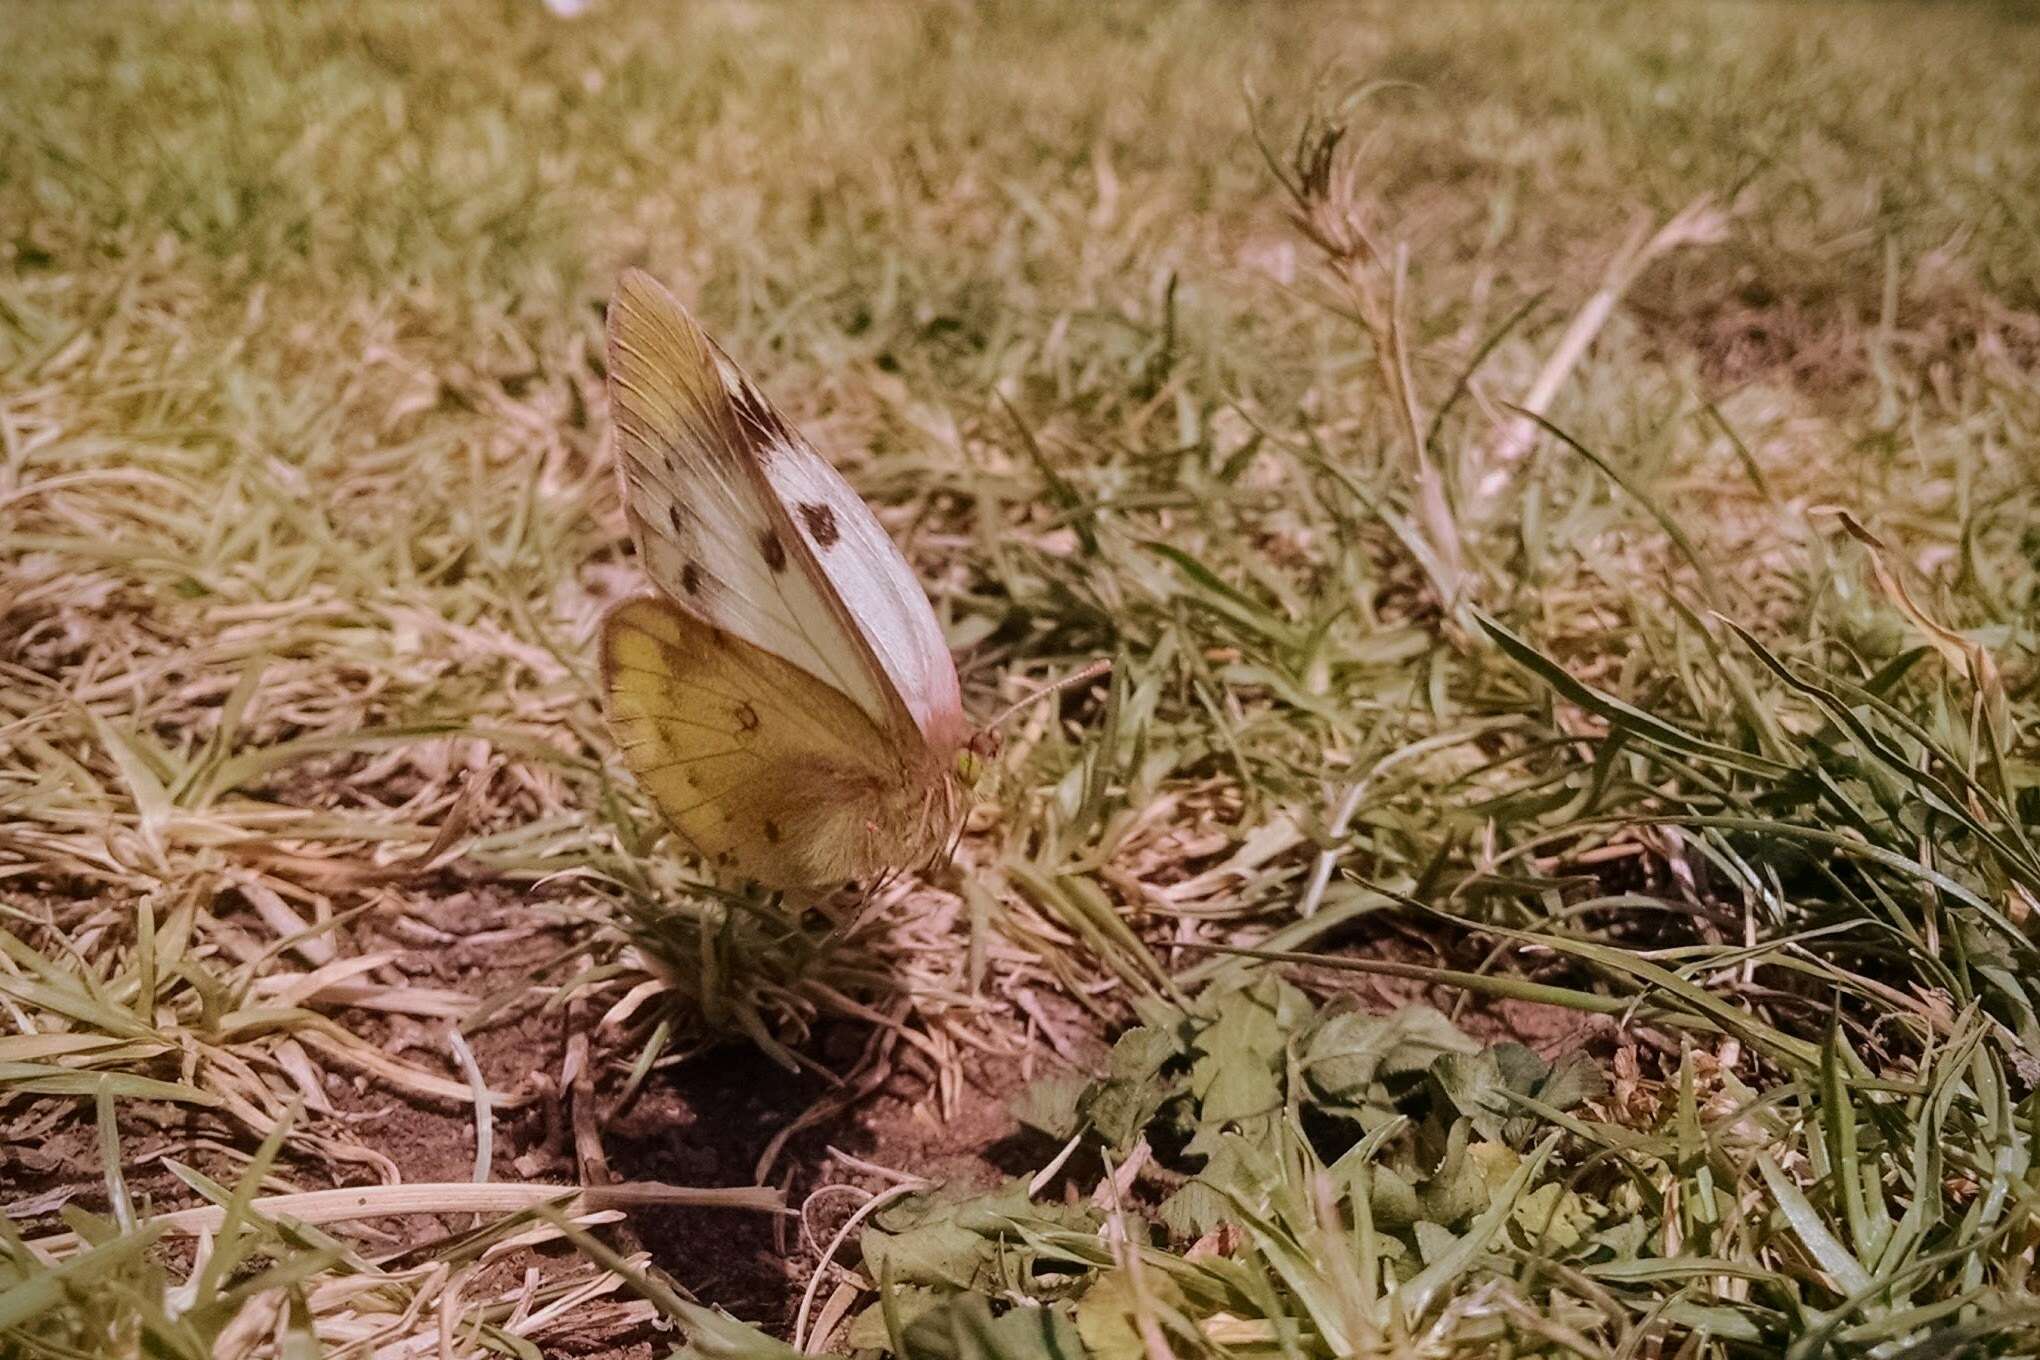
[3,0,2038,1355]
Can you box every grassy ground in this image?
[4,1,2039,1355]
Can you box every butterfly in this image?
[599,269,992,892]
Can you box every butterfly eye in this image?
[957,729,1001,786]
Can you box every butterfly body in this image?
[599,270,974,891]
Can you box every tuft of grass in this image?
[0,1102,776,1359]
[803,971,2037,1357]
[4,0,2039,1353]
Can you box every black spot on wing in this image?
[799,502,840,548]
[762,818,782,844]
[733,701,760,733]
[759,528,788,573]
[680,561,703,595]
[667,504,686,535]
[717,361,792,464]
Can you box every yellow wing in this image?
[600,595,955,891]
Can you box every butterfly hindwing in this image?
[605,270,964,756]
[602,595,910,889]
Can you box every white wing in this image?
[754,438,965,751]
[604,270,965,754]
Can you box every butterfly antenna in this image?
[984,659,1113,734]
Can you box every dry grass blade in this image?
[5,0,2040,1352]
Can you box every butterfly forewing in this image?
[760,434,965,754]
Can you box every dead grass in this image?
[4,0,2039,1353]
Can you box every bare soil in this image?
[1631,256,2040,402]
[2,887,1607,1347]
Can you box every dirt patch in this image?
[1631,253,2040,404]
[1635,280,1870,395]
[598,1034,1048,1327]
[598,1046,829,1318]
[3,874,1612,1349]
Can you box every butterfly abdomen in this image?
[776,752,961,887]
